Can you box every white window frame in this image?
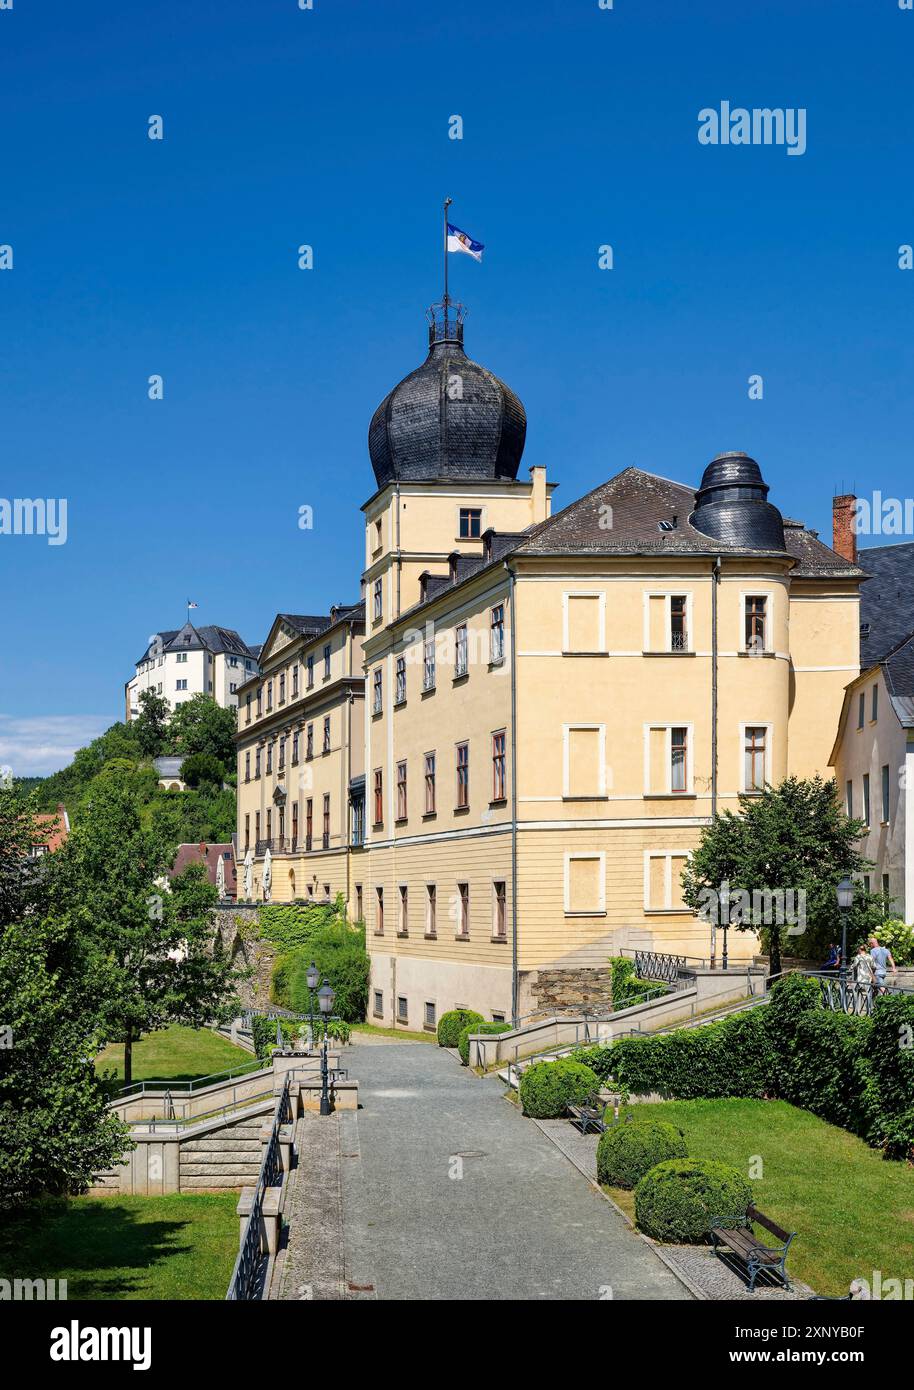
[641,590,693,653]
[739,721,773,793]
[643,722,694,795]
[562,590,606,654]
[562,723,607,798]
[643,849,691,913]
[740,589,774,654]
[563,851,606,916]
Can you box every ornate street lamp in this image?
[836,877,854,1002]
[318,979,336,1116]
[306,960,319,1052]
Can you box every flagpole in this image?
[443,196,452,336]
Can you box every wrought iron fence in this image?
[806,971,913,1017]
[633,950,691,988]
[225,1075,292,1302]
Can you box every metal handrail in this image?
[113,1056,266,1100]
[225,1076,292,1302]
[138,1085,275,1133]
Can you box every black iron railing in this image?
[225,1075,292,1302]
[633,950,690,988]
[804,971,913,1018]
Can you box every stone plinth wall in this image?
[212,905,277,1011]
[521,967,614,1017]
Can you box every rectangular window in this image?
[323,716,331,753]
[882,764,890,823]
[492,730,506,801]
[565,593,603,652]
[279,672,286,703]
[244,813,250,851]
[372,667,383,714]
[744,726,767,792]
[424,1001,436,1030]
[457,882,470,936]
[490,604,505,664]
[493,880,507,938]
[565,725,604,798]
[245,751,251,782]
[644,851,689,912]
[323,644,331,679]
[423,635,436,691]
[267,679,273,710]
[373,989,383,1017]
[455,623,468,677]
[425,883,436,935]
[670,596,688,651]
[459,506,482,539]
[246,693,252,725]
[176,679,188,691]
[292,730,299,764]
[373,578,383,621]
[863,773,871,828]
[176,652,187,664]
[373,769,383,826]
[306,654,314,689]
[397,995,408,1022]
[255,747,261,778]
[292,665,299,698]
[292,803,298,849]
[745,596,767,653]
[278,737,286,772]
[373,518,382,552]
[670,727,688,793]
[255,811,260,843]
[397,760,407,820]
[322,794,330,849]
[375,886,384,933]
[356,884,363,921]
[424,752,436,814]
[872,684,878,721]
[305,799,313,851]
[857,692,865,729]
[266,744,273,775]
[564,853,605,914]
[396,655,406,704]
[882,873,890,903]
[846,781,853,817]
[266,809,272,841]
[306,723,314,759]
[257,686,263,715]
[398,884,408,935]
[456,742,469,808]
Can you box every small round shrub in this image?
[634,1159,752,1244]
[437,1009,484,1048]
[519,1059,601,1119]
[596,1119,687,1189]
[458,1020,512,1066]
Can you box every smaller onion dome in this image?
[690,452,786,551]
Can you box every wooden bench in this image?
[566,1092,608,1134]
[711,1204,796,1293]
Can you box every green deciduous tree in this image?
[168,694,237,767]
[681,776,881,975]
[134,689,172,758]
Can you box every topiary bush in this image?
[437,1009,484,1048]
[596,1118,688,1189]
[518,1058,601,1119]
[457,1020,512,1066]
[634,1159,752,1244]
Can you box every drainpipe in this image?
[505,561,519,1026]
[710,554,721,967]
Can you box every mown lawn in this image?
[96,1024,258,1085]
[604,1098,914,1297]
[351,1022,436,1043]
[0,1194,239,1300]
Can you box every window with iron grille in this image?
[424,752,436,813]
[373,989,383,1017]
[424,1000,436,1029]
[456,742,469,808]
[492,730,506,801]
[397,761,407,819]
[670,595,688,651]
[397,995,408,1021]
[745,596,767,652]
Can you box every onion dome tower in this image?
[690,451,786,551]
[368,301,527,488]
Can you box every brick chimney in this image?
[832,494,857,565]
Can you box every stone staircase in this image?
[179,1113,266,1190]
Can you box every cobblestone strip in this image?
[275,1112,346,1300]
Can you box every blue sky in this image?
[2,0,913,773]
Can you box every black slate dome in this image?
[368,305,527,488]
[690,452,786,551]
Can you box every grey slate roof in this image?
[857,541,914,667]
[136,623,259,665]
[369,335,526,487]
[397,465,862,626]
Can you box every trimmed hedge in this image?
[611,1007,774,1100]
[458,1020,512,1066]
[519,1059,601,1119]
[596,1118,687,1189]
[634,1159,752,1244]
[569,1044,615,1082]
[437,1009,484,1048]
